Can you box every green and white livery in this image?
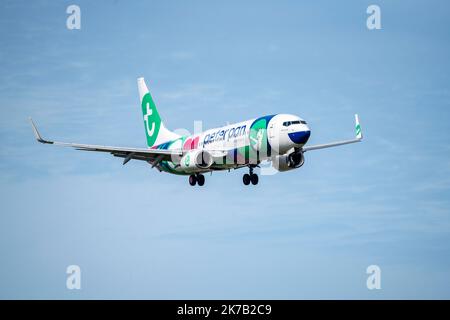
[30,77,363,186]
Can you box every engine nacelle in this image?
[273,151,305,172]
[180,150,213,171]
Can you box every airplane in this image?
[29,77,363,186]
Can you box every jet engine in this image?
[180,150,214,171]
[273,150,305,172]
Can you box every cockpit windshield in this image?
[282,120,307,127]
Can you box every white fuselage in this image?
[155,114,311,174]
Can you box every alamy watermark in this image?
[66,265,81,290]
[366,265,381,290]
[66,5,81,30]
[367,5,381,30]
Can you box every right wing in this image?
[302,114,363,152]
[29,118,182,167]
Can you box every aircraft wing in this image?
[302,114,363,152]
[29,118,182,167]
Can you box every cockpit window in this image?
[283,120,307,126]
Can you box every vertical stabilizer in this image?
[137,77,180,147]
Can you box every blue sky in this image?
[1,0,450,299]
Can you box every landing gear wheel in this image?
[243,174,251,185]
[250,174,259,185]
[189,174,197,186]
[197,174,205,186]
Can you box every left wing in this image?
[29,118,182,167]
[302,114,363,152]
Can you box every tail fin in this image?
[137,77,180,147]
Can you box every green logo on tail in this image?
[141,93,161,147]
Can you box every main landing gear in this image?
[243,166,258,186]
[189,174,205,186]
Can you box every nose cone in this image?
[288,130,311,145]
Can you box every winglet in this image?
[29,118,53,144]
[355,114,363,140]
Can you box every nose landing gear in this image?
[243,166,258,186]
[189,174,205,186]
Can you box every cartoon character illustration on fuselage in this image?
[29,77,363,186]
